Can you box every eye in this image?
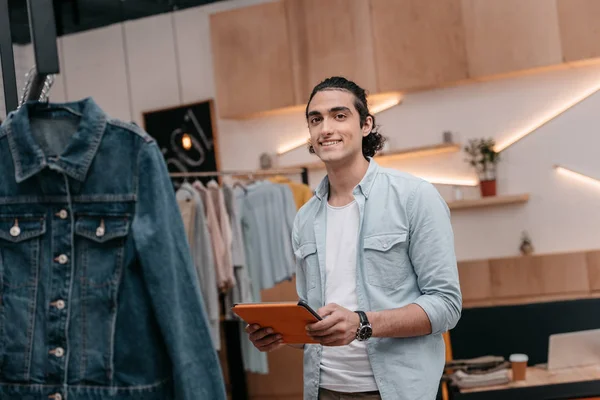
[309,116,322,125]
[335,113,347,120]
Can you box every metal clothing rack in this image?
[171,166,308,400]
[0,0,59,114]
[170,167,309,185]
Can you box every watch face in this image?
[358,325,372,341]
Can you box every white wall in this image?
[1,0,598,261]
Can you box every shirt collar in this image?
[5,97,107,183]
[314,157,379,200]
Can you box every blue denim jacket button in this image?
[10,225,20,237]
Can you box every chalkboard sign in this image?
[142,100,219,186]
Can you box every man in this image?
[246,77,462,400]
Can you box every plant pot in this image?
[480,179,497,197]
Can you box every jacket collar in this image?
[5,97,107,183]
[314,157,379,201]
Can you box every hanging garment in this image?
[176,183,220,351]
[222,184,266,373]
[193,180,236,290]
[269,175,314,210]
[206,180,234,284]
[235,181,296,296]
[0,98,226,400]
[222,184,253,311]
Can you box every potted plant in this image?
[464,138,500,197]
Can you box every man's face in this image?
[306,89,372,166]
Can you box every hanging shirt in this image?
[177,183,220,351]
[193,181,236,290]
[269,175,314,210]
[207,180,234,284]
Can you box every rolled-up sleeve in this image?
[408,181,462,335]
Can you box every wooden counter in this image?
[454,364,600,400]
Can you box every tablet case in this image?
[232,300,322,344]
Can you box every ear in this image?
[362,115,374,137]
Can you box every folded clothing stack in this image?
[446,355,509,374]
[450,369,511,389]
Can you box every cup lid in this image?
[510,353,529,362]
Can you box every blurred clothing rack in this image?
[170,165,308,400]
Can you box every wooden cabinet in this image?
[209,0,600,119]
[209,2,296,118]
[370,0,468,92]
[285,0,378,104]
[461,0,563,78]
[557,0,600,63]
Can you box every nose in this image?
[320,117,334,136]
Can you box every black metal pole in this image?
[26,0,59,75]
[0,0,18,114]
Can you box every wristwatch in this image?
[354,311,373,341]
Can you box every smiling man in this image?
[246,77,462,400]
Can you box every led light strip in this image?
[495,83,600,152]
[419,176,479,186]
[554,165,600,189]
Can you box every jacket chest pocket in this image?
[75,216,130,288]
[295,242,318,290]
[364,232,411,289]
[0,215,46,290]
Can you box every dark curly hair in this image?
[306,76,386,159]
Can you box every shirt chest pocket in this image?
[295,242,318,290]
[75,216,130,289]
[0,215,46,290]
[364,232,411,289]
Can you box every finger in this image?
[245,324,262,334]
[307,314,340,333]
[249,327,275,342]
[258,340,284,353]
[316,333,344,345]
[317,303,338,317]
[254,333,283,348]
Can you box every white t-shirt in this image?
[319,200,378,393]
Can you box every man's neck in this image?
[325,155,369,206]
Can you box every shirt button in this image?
[383,242,389,249]
[58,209,68,220]
[53,347,65,357]
[55,300,66,310]
[96,226,105,237]
[57,254,68,265]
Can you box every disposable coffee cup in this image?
[509,353,528,381]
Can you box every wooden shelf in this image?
[288,143,461,170]
[448,194,530,211]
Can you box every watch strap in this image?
[355,310,368,326]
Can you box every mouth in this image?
[320,140,342,147]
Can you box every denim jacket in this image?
[0,98,226,399]
[292,159,462,400]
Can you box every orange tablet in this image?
[232,300,322,344]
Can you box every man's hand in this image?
[306,303,360,346]
[245,324,285,352]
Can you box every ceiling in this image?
[7,0,227,45]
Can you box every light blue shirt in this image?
[292,158,462,400]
